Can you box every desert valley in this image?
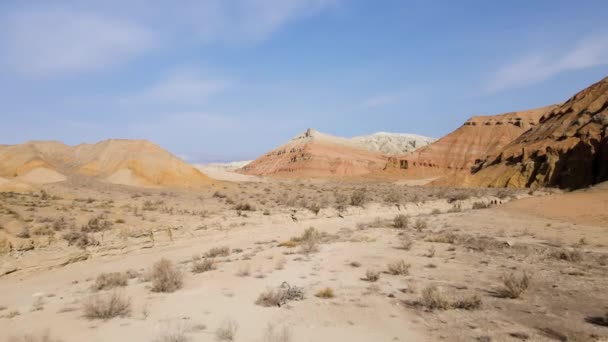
[0,72,607,342]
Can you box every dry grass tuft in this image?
[83,291,131,319]
[255,288,286,307]
[205,246,230,258]
[215,318,238,341]
[499,271,530,299]
[151,258,183,293]
[92,272,128,291]
[398,236,414,250]
[387,260,411,275]
[420,285,450,310]
[364,269,380,282]
[262,324,292,342]
[315,287,335,298]
[393,214,409,228]
[191,258,215,273]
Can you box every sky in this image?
[1,0,608,162]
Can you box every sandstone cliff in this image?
[387,106,557,173]
[472,76,608,189]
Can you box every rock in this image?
[0,260,19,276]
[472,76,608,189]
[59,251,91,266]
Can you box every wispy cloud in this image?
[2,7,154,77]
[0,1,339,78]
[486,34,608,93]
[122,68,231,106]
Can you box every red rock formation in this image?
[386,105,557,173]
[239,129,389,177]
[472,76,608,189]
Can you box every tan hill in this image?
[0,139,214,188]
[239,129,390,177]
[349,132,435,155]
[471,76,608,189]
[385,105,557,175]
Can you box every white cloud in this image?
[122,69,230,106]
[3,7,154,77]
[486,34,608,93]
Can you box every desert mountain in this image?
[385,105,557,173]
[471,76,608,189]
[239,129,433,177]
[0,139,214,188]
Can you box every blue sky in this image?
[1,0,608,162]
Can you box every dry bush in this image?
[365,269,380,282]
[384,191,402,205]
[215,318,238,341]
[334,192,348,212]
[192,258,215,273]
[350,189,367,207]
[234,203,255,211]
[212,191,227,199]
[393,214,409,228]
[92,272,128,291]
[262,324,291,342]
[425,246,436,258]
[387,260,410,275]
[307,202,321,215]
[425,232,457,244]
[236,264,251,277]
[151,258,183,293]
[431,208,441,215]
[315,287,335,298]
[447,205,462,213]
[83,291,131,319]
[81,214,112,233]
[62,229,98,249]
[255,288,286,307]
[295,227,320,255]
[550,248,583,263]
[8,330,64,342]
[350,261,361,267]
[452,295,482,310]
[420,285,450,310]
[205,246,230,258]
[398,236,414,250]
[472,201,490,209]
[413,218,427,231]
[499,271,530,298]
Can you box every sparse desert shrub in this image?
[62,229,98,249]
[277,240,298,248]
[365,269,380,282]
[307,202,321,215]
[472,201,490,209]
[350,189,367,207]
[425,232,457,244]
[420,285,450,310]
[499,271,530,299]
[384,191,402,205]
[452,295,482,310]
[393,214,409,229]
[93,272,128,291]
[550,248,583,263]
[83,291,131,319]
[52,217,68,231]
[315,287,335,298]
[431,208,441,215]
[215,319,238,341]
[334,192,348,212]
[255,288,286,307]
[398,236,414,250]
[8,330,64,342]
[212,191,227,199]
[447,205,462,213]
[192,258,215,273]
[425,246,436,258]
[81,214,112,233]
[294,227,320,255]
[154,325,189,342]
[350,261,361,267]
[236,264,251,277]
[16,226,30,238]
[234,203,255,211]
[413,218,427,231]
[387,260,410,275]
[262,324,291,342]
[205,246,230,258]
[32,225,54,236]
[151,258,183,293]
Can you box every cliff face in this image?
[388,106,556,172]
[239,129,389,177]
[472,76,608,189]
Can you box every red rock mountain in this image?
[387,105,557,174]
[239,129,390,177]
[471,76,608,189]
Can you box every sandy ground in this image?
[0,180,607,342]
